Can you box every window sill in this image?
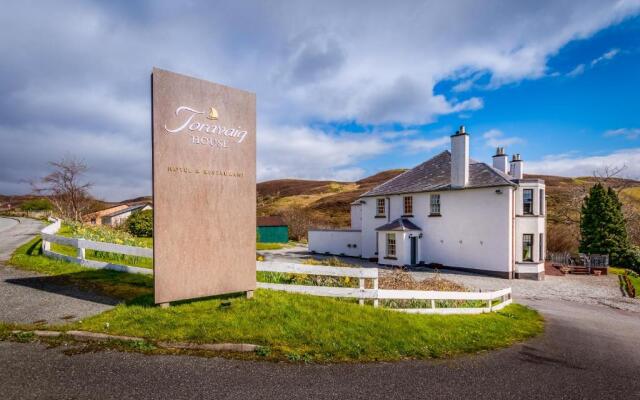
[402,214,414,218]
[374,215,386,219]
[428,213,442,217]
[384,256,397,260]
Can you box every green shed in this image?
[257,216,289,243]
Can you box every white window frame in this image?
[403,196,413,215]
[523,234,534,262]
[523,189,534,215]
[386,233,396,258]
[430,194,441,215]
[376,198,386,216]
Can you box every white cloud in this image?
[482,129,523,148]
[567,48,621,77]
[400,136,450,153]
[591,48,620,66]
[1,1,639,198]
[257,125,387,181]
[567,63,586,77]
[604,128,640,140]
[527,148,640,179]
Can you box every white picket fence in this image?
[257,261,512,314]
[40,220,512,314]
[40,219,153,275]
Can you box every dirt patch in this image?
[379,270,468,291]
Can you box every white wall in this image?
[362,186,513,273]
[350,204,362,230]
[514,181,546,276]
[308,230,361,257]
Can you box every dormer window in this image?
[376,198,386,217]
[403,196,413,216]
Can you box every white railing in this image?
[256,261,512,314]
[40,220,512,314]
[41,219,153,275]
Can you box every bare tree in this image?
[32,157,93,221]
[281,205,316,242]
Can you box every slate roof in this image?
[362,151,515,197]
[375,218,422,231]
[104,203,150,218]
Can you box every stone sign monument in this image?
[151,68,256,305]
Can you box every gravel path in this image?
[259,246,640,313]
[0,217,115,325]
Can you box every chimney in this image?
[492,147,509,174]
[450,125,469,188]
[510,153,524,179]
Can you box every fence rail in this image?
[40,220,512,314]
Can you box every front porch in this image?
[375,218,422,267]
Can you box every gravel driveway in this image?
[259,246,640,313]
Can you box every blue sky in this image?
[344,15,640,176]
[1,1,639,200]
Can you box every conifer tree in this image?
[579,183,629,265]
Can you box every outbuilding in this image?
[257,216,289,243]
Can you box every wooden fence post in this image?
[359,278,365,306]
[77,240,85,260]
[373,276,379,308]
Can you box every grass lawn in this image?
[7,237,544,362]
[9,238,152,301]
[256,242,284,250]
[72,291,542,362]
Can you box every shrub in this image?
[618,245,640,273]
[126,210,153,238]
[20,198,53,211]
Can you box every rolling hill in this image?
[257,170,640,251]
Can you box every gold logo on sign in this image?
[207,107,219,120]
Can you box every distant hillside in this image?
[257,170,640,250]
[4,169,639,252]
[257,169,407,227]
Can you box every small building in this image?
[257,216,289,243]
[84,204,130,225]
[309,126,546,280]
[101,203,152,227]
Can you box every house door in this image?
[410,236,417,265]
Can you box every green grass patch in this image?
[611,267,640,298]
[70,290,542,362]
[8,238,152,301]
[256,242,284,250]
[8,236,543,362]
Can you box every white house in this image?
[309,126,546,280]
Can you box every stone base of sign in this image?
[246,290,254,299]
[159,302,170,309]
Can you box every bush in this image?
[126,210,153,238]
[20,198,53,212]
[617,246,640,273]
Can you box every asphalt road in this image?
[1,300,638,399]
[0,217,115,324]
[1,218,639,399]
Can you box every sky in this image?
[1,0,640,201]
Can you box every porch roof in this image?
[375,218,422,232]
